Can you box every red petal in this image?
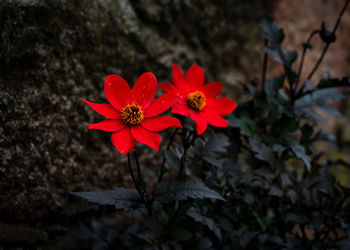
[111,127,135,154]
[206,97,237,116]
[159,82,177,94]
[144,93,178,117]
[185,64,205,91]
[132,72,157,110]
[171,103,191,117]
[190,111,208,135]
[89,119,125,132]
[82,99,121,119]
[172,64,186,89]
[131,126,160,151]
[202,82,223,99]
[142,116,182,131]
[159,82,187,98]
[202,109,228,127]
[104,74,132,111]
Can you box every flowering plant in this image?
[82,72,181,154]
[72,5,350,249]
[160,64,237,135]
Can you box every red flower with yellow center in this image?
[83,73,181,154]
[159,64,237,135]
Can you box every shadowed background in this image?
[0,0,349,247]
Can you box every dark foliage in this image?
[72,8,350,249]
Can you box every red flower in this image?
[83,73,181,154]
[159,64,237,135]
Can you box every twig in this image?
[261,38,269,90]
[177,129,195,179]
[127,153,152,216]
[157,127,180,183]
[127,153,142,199]
[295,30,320,90]
[133,151,143,182]
[306,0,349,81]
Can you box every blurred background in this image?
[0,0,349,247]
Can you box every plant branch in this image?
[261,38,269,90]
[127,153,140,196]
[127,153,152,217]
[157,127,180,183]
[306,0,349,81]
[133,151,143,182]
[177,129,196,179]
[295,30,320,90]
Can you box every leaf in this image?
[169,228,193,241]
[255,167,275,179]
[281,173,292,188]
[315,100,341,116]
[261,47,297,68]
[286,189,297,204]
[134,232,158,245]
[240,230,258,248]
[229,114,258,136]
[259,15,284,46]
[268,185,283,197]
[264,75,285,105]
[155,179,225,202]
[295,88,344,110]
[71,188,145,213]
[205,133,230,153]
[249,138,274,168]
[286,138,311,171]
[283,49,298,67]
[194,133,230,167]
[194,237,213,249]
[187,207,222,241]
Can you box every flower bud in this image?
[320,22,336,44]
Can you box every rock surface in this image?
[0,0,267,222]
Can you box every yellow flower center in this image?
[121,104,144,126]
[187,91,206,111]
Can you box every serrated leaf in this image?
[229,114,258,136]
[187,207,222,241]
[71,188,145,213]
[259,16,297,69]
[259,16,284,45]
[264,75,285,105]
[261,46,284,64]
[295,88,344,110]
[205,134,230,153]
[283,49,298,67]
[268,185,283,197]
[281,173,292,188]
[155,179,225,202]
[286,138,311,171]
[249,138,274,168]
[315,100,341,116]
[195,134,230,167]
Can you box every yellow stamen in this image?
[186,91,206,111]
[121,104,144,126]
